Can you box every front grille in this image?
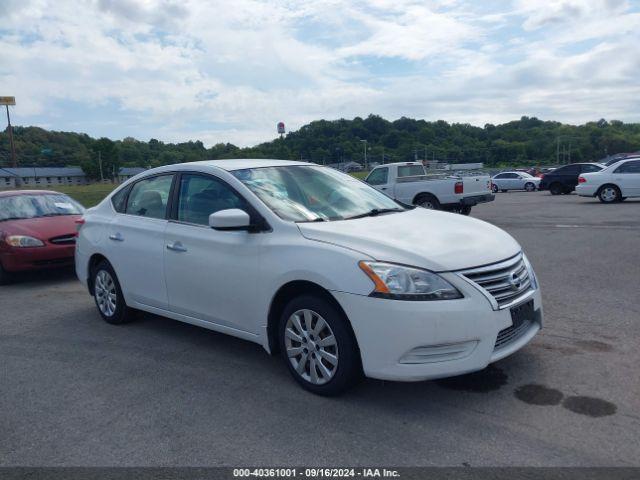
[460,254,532,308]
[494,319,532,350]
[49,234,76,245]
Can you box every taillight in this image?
[539,174,545,179]
[578,176,586,183]
[75,218,85,235]
[454,181,463,194]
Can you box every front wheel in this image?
[598,185,621,203]
[91,261,136,324]
[0,263,13,286]
[279,295,361,396]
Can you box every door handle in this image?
[381,187,388,190]
[109,233,124,242]
[166,241,187,253]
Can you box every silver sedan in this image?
[491,172,541,193]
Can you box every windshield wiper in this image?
[297,217,327,223]
[344,208,405,220]
[41,213,76,217]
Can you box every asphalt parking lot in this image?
[1,192,639,467]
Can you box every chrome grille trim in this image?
[494,319,532,350]
[49,234,76,245]
[458,253,534,309]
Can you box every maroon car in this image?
[0,190,85,284]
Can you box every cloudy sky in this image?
[1,0,639,146]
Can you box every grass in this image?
[2,183,118,207]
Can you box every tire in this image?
[491,184,498,193]
[598,185,621,204]
[524,182,536,192]
[415,194,440,210]
[0,263,13,286]
[278,294,362,396]
[621,197,627,202]
[91,260,136,324]
[458,205,472,215]
[549,183,563,195]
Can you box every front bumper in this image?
[332,277,542,382]
[0,244,75,272]
[461,193,495,206]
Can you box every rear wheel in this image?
[598,185,621,204]
[458,205,472,215]
[415,194,440,210]
[91,260,136,324]
[279,294,361,396]
[549,183,563,195]
[524,182,536,192]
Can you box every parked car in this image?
[538,163,604,195]
[491,172,541,192]
[364,162,494,215]
[576,158,640,203]
[0,190,85,284]
[76,160,542,395]
[603,154,640,167]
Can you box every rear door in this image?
[614,160,640,196]
[106,174,175,309]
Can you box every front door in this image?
[614,160,640,196]
[163,173,263,332]
[365,167,390,195]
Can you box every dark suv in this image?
[539,163,604,195]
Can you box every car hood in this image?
[0,215,81,242]
[297,208,521,272]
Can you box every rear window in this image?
[397,165,425,177]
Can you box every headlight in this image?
[359,261,462,300]
[6,235,45,247]
[522,254,538,290]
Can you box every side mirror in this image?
[209,209,251,231]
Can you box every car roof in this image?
[174,159,314,172]
[0,189,62,198]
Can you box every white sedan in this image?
[576,158,640,203]
[76,159,542,395]
[491,172,541,192]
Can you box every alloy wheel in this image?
[600,187,618,202]
[95,270,117,317]
[284,309,339,385]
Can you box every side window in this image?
[177,174,247,226]
[366,168,389,186]
[581,164,602,173]
[556,165,579,175]
[111,185,131,213]
[615,160,640,173]
[397,165,426,177]
[125,175,174,219]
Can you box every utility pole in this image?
[360,139,368,170]
[98,150,104,181]
[556,137,560,164]
[1,97,20,187]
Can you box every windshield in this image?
[0,194,85,221]
[232,165,404,222]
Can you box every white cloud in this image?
[0,0,639,147]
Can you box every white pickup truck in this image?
[364,162,494,214]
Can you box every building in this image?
[117,167,147,183]
[0,167,148,188]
